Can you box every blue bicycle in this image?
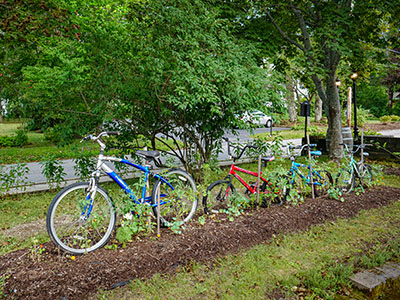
[46,132,197,254]
[284,144,333,197]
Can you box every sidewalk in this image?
[3,129,399,195]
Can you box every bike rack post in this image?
[157,186,161,237]
[306,133,315,199]
[257,155,261,205]
[360,130,364,172]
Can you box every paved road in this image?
[2,127,400,194]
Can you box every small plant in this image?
[40,155,66,189]
[0,273,10,299]
[169,219,185,234]
[327,187,344,202]
[390,115,400,122]
[197,215,206,226]
[30,237,45,262]
[0,162,31,193]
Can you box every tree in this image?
[3,0,280,174]
[217,0,399,159]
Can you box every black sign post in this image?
[300,101,311,142]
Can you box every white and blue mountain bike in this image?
[46,132,197,254]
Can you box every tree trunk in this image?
[325,73,343,160]
[314,95,322,122]
[285,74,297,122]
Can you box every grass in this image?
[0,122,181,164]
[92,198,400,300]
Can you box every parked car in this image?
[240,110,273,128]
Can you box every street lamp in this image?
[350,72,359,141]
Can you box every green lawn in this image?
[0,122,181,164]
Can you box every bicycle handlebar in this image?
[81,131,121,149]
[340,143,371,155]
[224,137,258,161]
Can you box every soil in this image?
[384,167,400,177]
[363,122,400,132]
[1,187,400,300]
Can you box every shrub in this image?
[379,115,391,123]
[0,130,28,147]
[390,115,400,122]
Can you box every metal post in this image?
[157,185,160,237]
[306,133,314,199]
[353,78,359,141]
[257,155,261,205]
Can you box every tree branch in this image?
[265,10,305,52]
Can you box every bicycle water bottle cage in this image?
[310,151,322,156]
[135,150,160,161]
[261,156,275,167]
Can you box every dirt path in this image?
[1,186,400,300]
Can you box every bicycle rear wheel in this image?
[313,170,333,197]
[46,182,116,254]
[203,179,235,214]
[361,164,373,188]
[151,168,197,226]
[335,168,354,193]
[260,176,288,206]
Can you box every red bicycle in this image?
[202,138,287,214]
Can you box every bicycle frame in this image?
[287,160,324,187]
[90,154,173,206]
[227,162,275,195]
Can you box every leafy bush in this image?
[357,83,388,117]
[390,115,400,122]
[380,115,392,123]
[0,130,28,147]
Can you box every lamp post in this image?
[335,78,341,89]
[350,72,359,141]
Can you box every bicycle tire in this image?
[203,179,235,214]
[260,175,288,206]
[361,164,373,188]
[335,168,354,194]
[313,170,333,197]
[151,168,198,226]
[286,171,306,198]
[46,182,116,254]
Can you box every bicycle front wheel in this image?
[313,170,333,197]
[46,182,116,254]
[335,169,354,194]
[151,169,198,226]
[361,164,373,188]
[203,179,235,214]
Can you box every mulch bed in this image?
[383,167,400,177]
[1,186,400,300]
[363,122,400,132]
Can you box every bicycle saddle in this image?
[310,151,322,156]
[261,156,275,167]
[135,150,160,160]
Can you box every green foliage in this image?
[380,115,400,123]
[390,115,400,122]
[0,162,30,193]
[39,155,66,189]
[357,83,388,117]
[0,130,28,147]
[73,153,96,180]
